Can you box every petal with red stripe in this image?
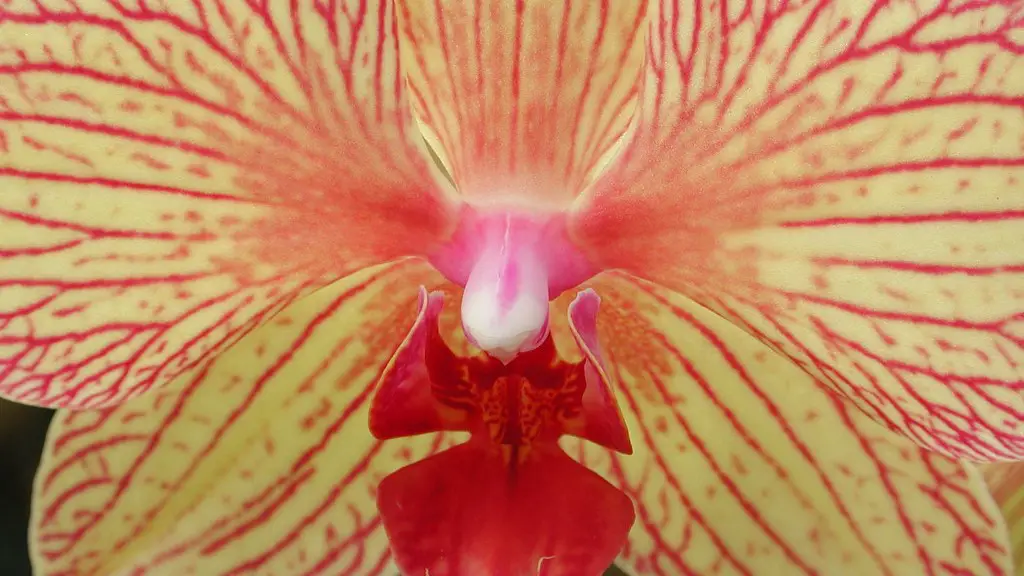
[564,274,1011,574]
[30,262,457,576]
[572,0,1024,460]
[396,0,647,203]
[0,0,454,408]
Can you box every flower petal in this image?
[0,1,454,408]
[572,1,1024,460]
[396,0,647,202]
[378,439,633,576]
[567,274,1011,574]
[30,261,455,575]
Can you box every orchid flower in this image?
[0,0,1021,574]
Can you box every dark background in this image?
[0,399,52,576]
[0,399,629,576]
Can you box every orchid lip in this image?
[370,285,634,574]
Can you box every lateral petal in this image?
[0,1,454,407]
[29,261,455,575]
[569,274,1012,575]
[573,0,1024,460]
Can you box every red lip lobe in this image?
[377,438,635,576]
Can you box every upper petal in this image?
[30,261,451,575]
[572,274,1011,574]
[396,0,647,204]
[0,1,455,408]
[571,0,1024,460]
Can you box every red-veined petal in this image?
[982,462,1024,571]
[396,0,647,204]
[563,274,1011,575]
[0,0,455,408]
[572,0,1024,460]
[29,261,458,576]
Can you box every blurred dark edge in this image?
[0,398,54,576]
[0,399,631,576]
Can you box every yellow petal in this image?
[30,261,459,575]
[396,0,647,205]
[567,274,1012,574]
[0,1,455,408]
[572,1,1024,460]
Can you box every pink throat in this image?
[428,205,597,361]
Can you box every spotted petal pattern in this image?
[573,0,1024,460]
[0,0,454,408]
[559,273,1011,575]
[29,262,457,576]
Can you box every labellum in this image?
[371,288,634,574]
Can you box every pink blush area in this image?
[494,248,521,316]
[428,205,598,298]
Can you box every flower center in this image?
[430,206,596,362]
[460,214,549,362]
